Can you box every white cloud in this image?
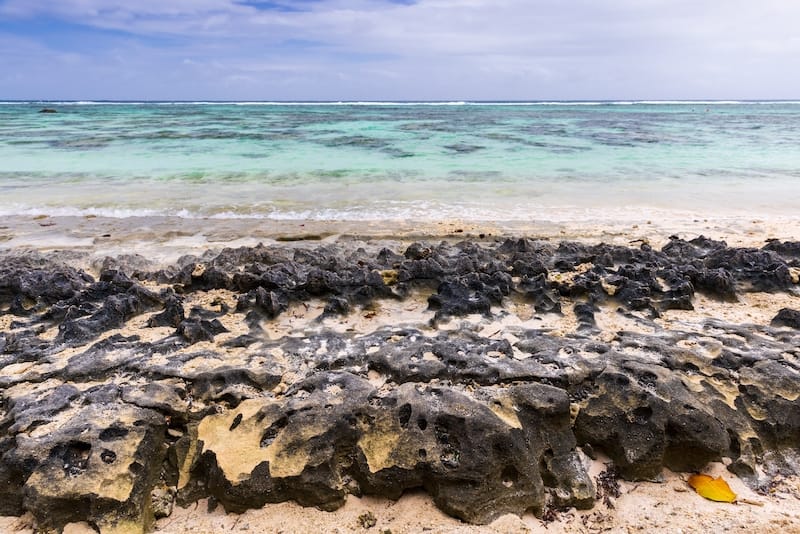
[1,0,800,99]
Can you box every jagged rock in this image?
[0,254,91,311]
[518,273,561,313]
[398,256,446,282]
[121,380,189,418]
[574,364,730,480]
[404,242,432,260]
[706,247,793,291]
[322,296,351,317]
[772,308,800,328]
[185,264,233,291]
[176,318,228,344]
[662,235,726,259]
[763,239,800,258]
[64,334,144,379]
[190,365,282,403]
[58,293,152,344]
[362,329,550,386]
[2,237,800,530]
[0,445,24,516]
[151,484,176,519]
[574,302,597,329]
[236,287,288,319]
[147,295,185,328]
[1,386,166,532]
[186,373,592,524]
[685,266,737,301]
[428,279,494,322]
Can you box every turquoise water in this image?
[1,101,799,220]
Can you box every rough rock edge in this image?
[0,236,799,532]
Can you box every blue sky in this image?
[1,0,798,100]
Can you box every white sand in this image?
[1,213,798,265]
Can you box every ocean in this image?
[1,101,799,221]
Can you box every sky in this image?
[1,0,799,101]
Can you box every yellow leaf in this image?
[688,474,737,503]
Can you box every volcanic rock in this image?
[1,237,799,530]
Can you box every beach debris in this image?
[595,466,622,508]
[357,511,377,529]
[276,234,325,242]
[687,474,737,503]
[540,505,561,524]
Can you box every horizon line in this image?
[3,99,800,105]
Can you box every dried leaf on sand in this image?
[688,474,737,503]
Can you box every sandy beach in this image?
[2,211,797,258]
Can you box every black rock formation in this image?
[0,236,799,530]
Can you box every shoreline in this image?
[1,216,799,533]
[2,212,798,260]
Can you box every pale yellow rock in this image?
[569,403,581,425]
[0,314,15,331]
[548,263,593,284]
[63,522,96,534]
[197,399,330,481]
[268,423,326,478]
[704,376,741,410]
[197,400,269,483]
[357,416,402,473]
[789,267,800,284]
[380,269,398,285]
[2,362,35,375]
[601,279,618,296]
[488,397,523,429]
[177,427,200,490]
[23,413,144,504]
[744,401,769,421]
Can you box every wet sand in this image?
[1,213,797,262]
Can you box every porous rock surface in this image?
[1,236,799,532]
